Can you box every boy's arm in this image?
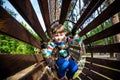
[67,35,82,46]
[41,42,56,58]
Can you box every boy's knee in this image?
[61,60,69,70]
[71,65,78,73]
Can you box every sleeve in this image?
[67,35,82,46]
[67,37,74,45]
[41,42,56,57]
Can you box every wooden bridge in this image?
[0,0,120,80]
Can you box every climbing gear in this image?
[59,50,68,57]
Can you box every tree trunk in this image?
[97,6,108,55]
[49,0,60,24]
[109,0,120,60]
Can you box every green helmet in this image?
[59,50,68,57]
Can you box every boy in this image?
[41,24,81,80]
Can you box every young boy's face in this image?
[52,32,66,43]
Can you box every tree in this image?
[1,0,17,17]
[49,0,60,24]
[0,1,37,54]
[21,22,42,41]
[0,0,4,6]
[0,33,35,54]
[109,0,120,60]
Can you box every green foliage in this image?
[0,34,35,54]
[20,22,42,41]
[0,22,39,54]
[87,22,111,38]
[0,21,43,54]
[0,1,39,54]
[45,32,50,40]
[104,21,112,28]
[107,36,114,44]
[87,22,113,45]
[92,40,105,45]
[64,21,72,32]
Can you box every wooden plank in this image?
[72,0,105,32]
[69,49,80,60]
[79,73,90,80]
[70,45,81,50]
[9,0,47,41]
[84,22,120,44]
[79,0,120,36]
[65,31,71,36]
[82,68,108,80]
[85,63,120,79]
[59,0,71,24]
[19,61,46,80]
[38,0,52,38]
[0,6,41,48]
[86,57,120,70]
[86,43,120,53]
[0,54,43,80]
